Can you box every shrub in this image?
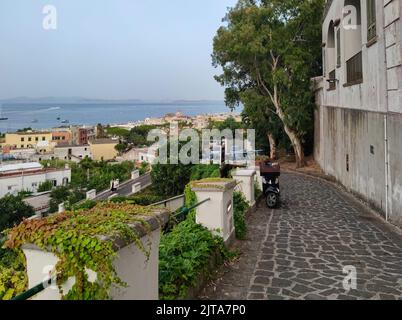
[254,181,262,200]
[109,194,164,206]
[159,213,233,300]
[37,180,54,193]
[233,191,249,240]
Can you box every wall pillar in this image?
[21,209,169,300]
[191,179,237,245]
[232,169,256,206]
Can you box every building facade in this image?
[315,0,402,224]
[3,131,53,150]
[0,162,71,198]
[54,144,92,162]
[89,139,119,161]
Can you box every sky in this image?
[0,0,237,101]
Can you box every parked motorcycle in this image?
[259,160,281,208]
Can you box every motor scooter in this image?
[259,161,281,208]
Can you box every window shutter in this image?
[367,0,376,42]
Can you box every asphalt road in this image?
[94,172,152,200]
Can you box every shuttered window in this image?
[346,51,363,84]
[329,70,336,90]
[367,0,376,42]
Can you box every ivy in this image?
[233,191,250,240]
[3,202,159,300]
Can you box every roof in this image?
[10,131,51,136]
[0,162,43,173]
[90,139,119,145]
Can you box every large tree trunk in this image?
[272,92,306,168]
[267,133,277,160]
[282,123,306,168]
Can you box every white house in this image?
[0,162,71,198]
[315,0,402,224]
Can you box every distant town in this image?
[0,111,241,199]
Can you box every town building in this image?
[0,162,71,198]
[314,0,402,224]
[2,131,53,150]
[89,138,119,161]
[70,126,95,145]
[54,144,92,162]
[51,128,72,145]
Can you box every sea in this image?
[0,101,236,132]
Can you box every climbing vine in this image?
[4,202,160,300]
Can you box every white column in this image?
[58,202,65,213]
[232,169,256,206]
[248,165,263,191]
[131,170,140,180]
[191,179,236,245]
[132,182,141,194]
[86,189,96,200]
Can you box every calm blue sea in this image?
[0,101,235,132]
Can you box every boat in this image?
[61,120,69,124]
[0,117,8,121]
[57,117,61,120]
[31,119,38,123]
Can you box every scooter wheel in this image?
[266,192,278,208]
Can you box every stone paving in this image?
[200,172,402,300]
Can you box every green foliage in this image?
[109,194,164,206]
[49,186,85,213]
[190,164,220,181]
[37,180,54,193]
[254,181,262,201]
[0,248,27,300]
[233,191,249,240]
[4,202,158,300]
[212,0,324,162]
[114,143,126,154]
[151,163,192,198]
[69,200,97,211]
[0,195,35,232]
[106,127,130,138]
[207,116,243,131]
[128,125,159,147]
[159,213,233,300]
[41,159,136,193]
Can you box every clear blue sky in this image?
[0,0,237,100]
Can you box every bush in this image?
[190,165,220,181]
[233,191,250,240]
[0,243,27,300]
[109,194,164,206]
[37,180,53,192]
[0,195,35,232]
[254,181,262,200]
[159,213,233,300]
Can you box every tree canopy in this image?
[212,0,324,166]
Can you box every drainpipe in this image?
[384,114,389,222]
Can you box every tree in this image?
[96,123,107,139]
[212,0,324,167]
[0,195,35,231]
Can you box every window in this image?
[35,137,39,141]
[328,70,336,90]
[20,144,24,148]
[346,51,363,84]
[42,137,46,141]
[21,137,24,142]
[336,28,341,67]
[28,137,32,142]
[367,0,376,42]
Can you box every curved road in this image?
[200,172,402,300]
[94,172,152,201]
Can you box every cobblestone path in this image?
[200,172,402,300]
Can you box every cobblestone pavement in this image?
[200,172,402,300]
